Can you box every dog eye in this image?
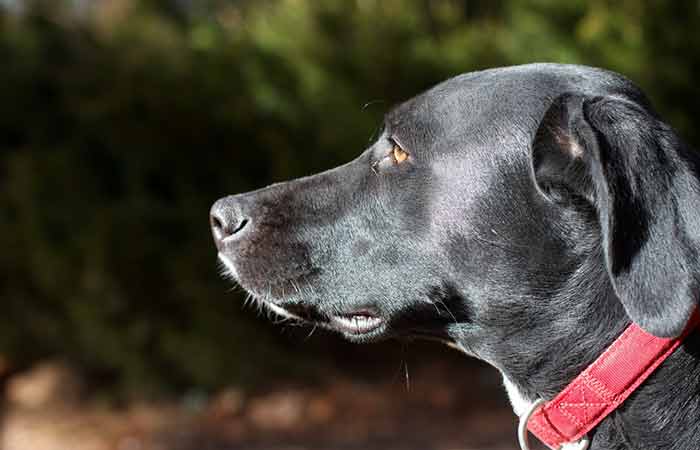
[391,143,409,164]
[371,139,410,174]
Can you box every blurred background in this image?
[0,1,698,449]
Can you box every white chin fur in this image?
[502,373,535,418]
[502,373,584,450]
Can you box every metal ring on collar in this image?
[517,399,590,450]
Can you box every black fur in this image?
[210,63,700,450]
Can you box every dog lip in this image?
[218,252,239,279]
[265,302,303,321]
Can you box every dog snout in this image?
[210,197,251,248]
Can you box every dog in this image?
[210,63,700,450]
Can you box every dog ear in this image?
[531,93,700,337]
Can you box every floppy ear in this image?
[532,93,700,337]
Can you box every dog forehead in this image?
[386,64,643,156]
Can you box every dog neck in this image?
[500,329,700,450]
[484,253,700,450]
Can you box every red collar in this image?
[525,311,700,449]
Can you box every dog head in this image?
[211,63,700,397]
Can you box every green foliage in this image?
[1,0,698,395]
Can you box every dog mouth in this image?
[282,303,386,338]
[218,253,387,339]
[329,310,385,336]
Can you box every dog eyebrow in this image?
[384,104,406,131]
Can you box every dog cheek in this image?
[350,239,371,258]
[373,246,401,266]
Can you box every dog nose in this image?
[210,197,250,247]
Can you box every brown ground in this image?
[0,359,527,450]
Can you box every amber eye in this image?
[391,143,409,164]
[370,139,410,174]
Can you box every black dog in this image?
[210,63,700,450]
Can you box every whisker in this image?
[425,298,442,316]
[404,359,410,392]
[290,280,302,296]
[362,99,385,110]
[434,298,459,325]
[399,343,410,392]
[304,324,318,341]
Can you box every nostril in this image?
[210,210,250,241]
[231,218,248,235]
[211,215,224,232]
[210,198,252,243]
